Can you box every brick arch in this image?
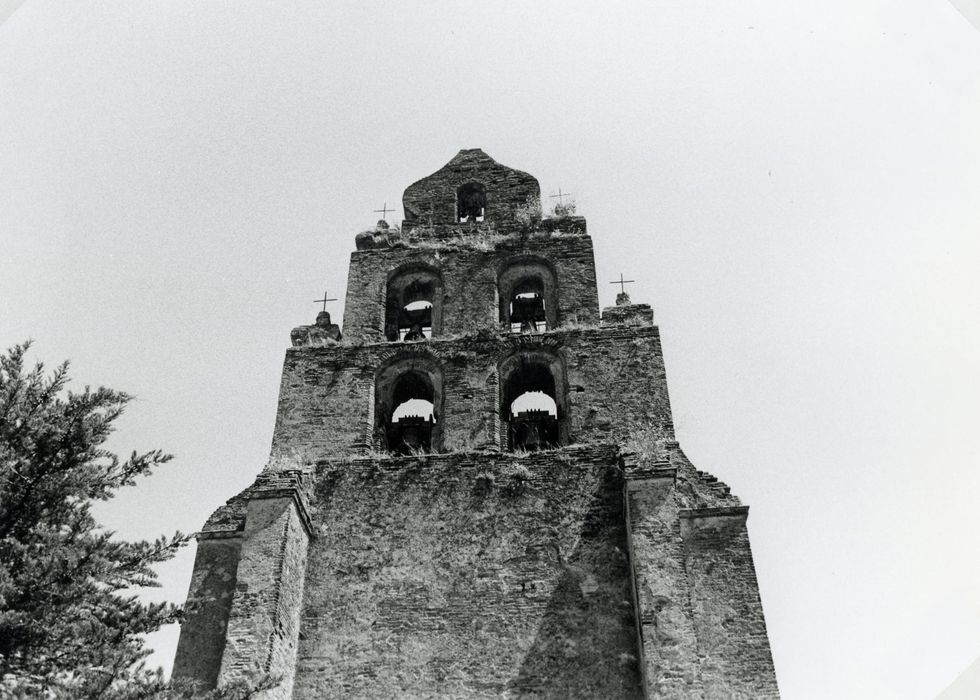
[374,351,445,453]
[384,261,444,341]
[497,255,559,332]
[498,348,570,449]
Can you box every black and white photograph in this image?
[1,2,978,698]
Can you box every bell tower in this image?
[172,149,780,698]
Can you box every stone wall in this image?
[623,447,779,699]
[341,233,600,344]
[602,302,654,327]
[217,496,310,698]
[270,326,674,463]
[176,442,780,699]
[682,508,779,699]
[174,472,313,697]
[292,446,643,699]
[401,149,540,232]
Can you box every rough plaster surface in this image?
[172,536,242,689]
[293,446,642,698]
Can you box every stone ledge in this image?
[285,323,662,359]
[601,303,654,327]
[623,465,676,491]
[199,470,315,540]
[680,505,749,520]
[196,529,243,541]
[354,221,589,251]
[249,471,315,538]
[248,487,315,539]
[317,442,621,473]
[679,505,750,536]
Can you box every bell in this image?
[400,424,422,452]
[522,422,545,451]
[403,323,426,341]
[513,418,547,451]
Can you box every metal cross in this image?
[313,291,338,312]
[610,274,635,294]
[373,202,394,220]
[549,188,573,205]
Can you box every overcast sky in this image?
[1,2,978,698]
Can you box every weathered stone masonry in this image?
[173,149,780,698]
[270,327,673,459]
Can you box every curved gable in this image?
[402,148,540,229]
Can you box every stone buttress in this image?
[173,149,780,698]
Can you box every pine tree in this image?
[0,342,189,697]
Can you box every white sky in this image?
[1,2,978,698]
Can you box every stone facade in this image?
[173,149,779,698]
[401,148,541,234]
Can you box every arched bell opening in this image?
[387,372,435,454]
[509,390,558,451]
[457,181,487,222]
[375,356,443,455]
[385,265,443,341]
[499,352,568,451]
[498,258,558,333]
